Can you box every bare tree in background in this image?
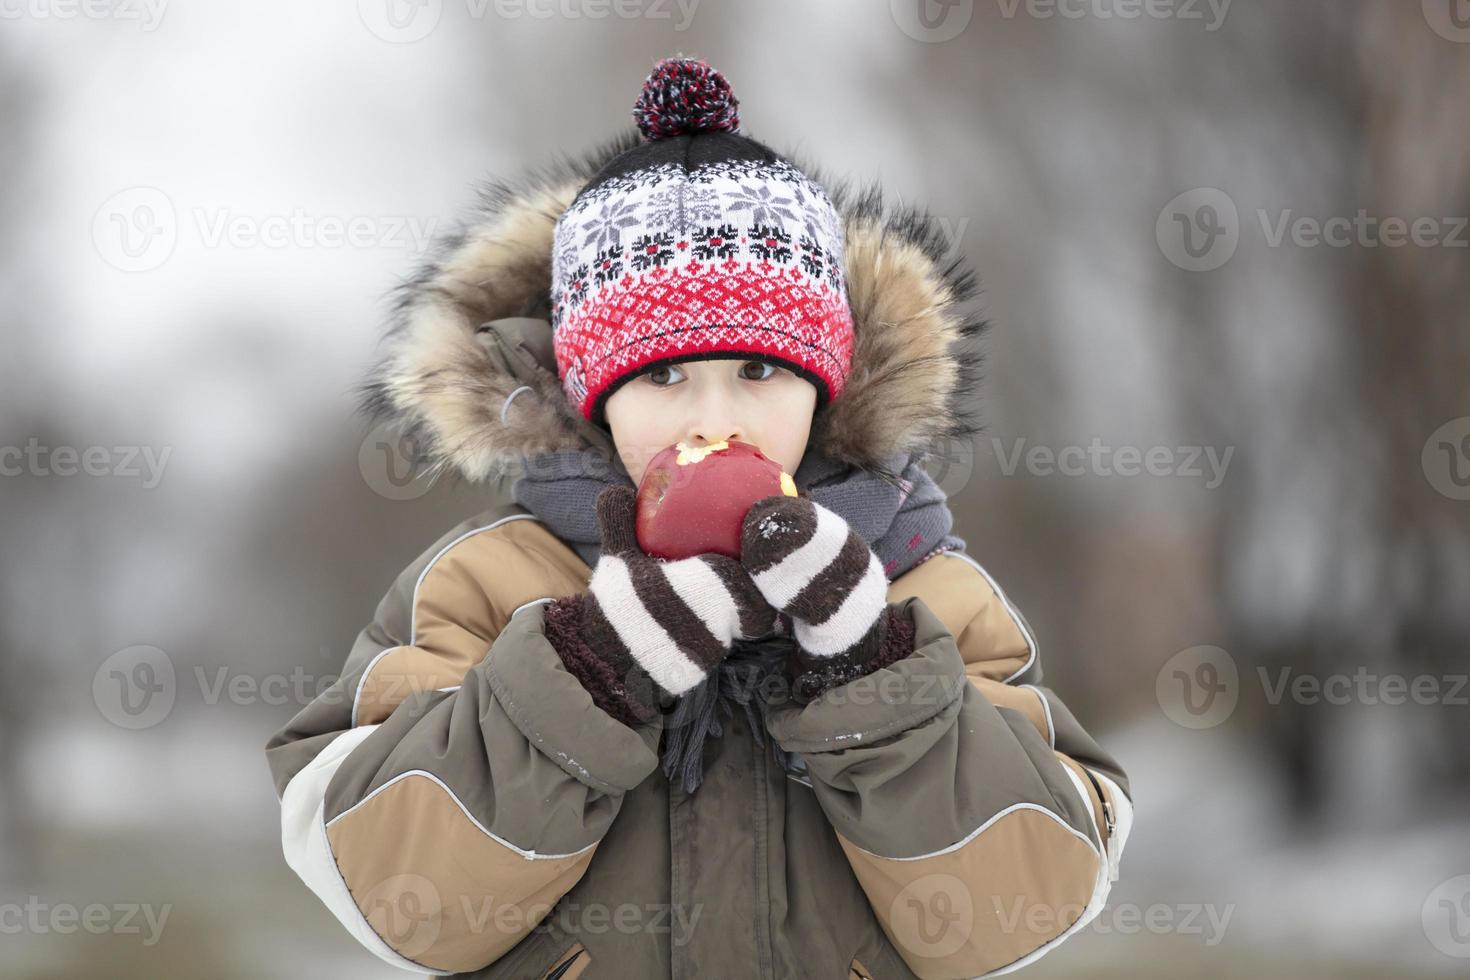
[1215,2,1470,824]
[0,57,43,886]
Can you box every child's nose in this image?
[689,427,742,447]
[687,413,743,447]
[686,388,743,447]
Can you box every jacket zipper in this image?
[544,948,583,980]
[1079,766,1116,840]
[1078,765,1120,881]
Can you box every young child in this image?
[266,58,1132,980]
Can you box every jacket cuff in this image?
[765,597,966,753]
[481,599,663,794]
[543,594,661,727]
[788,604,917,705]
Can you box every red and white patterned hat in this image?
[551,57,855,424]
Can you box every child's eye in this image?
[740,361,776,382]
[643,364,686,387]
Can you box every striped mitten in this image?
[740,494,917,703]
[543,485,780,726]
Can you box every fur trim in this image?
[358,129,986,485]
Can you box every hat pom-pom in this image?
[632,57,740,141]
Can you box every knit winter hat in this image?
[550,57,855,425]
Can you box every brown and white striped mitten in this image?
[740,495,916,703]
[543,485,780,726]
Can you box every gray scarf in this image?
[510,444,966,794]
[511,444,964,577]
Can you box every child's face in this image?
[604,357,818,487]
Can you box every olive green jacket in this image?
[265,127,1133,979]
[265,502,1131,978]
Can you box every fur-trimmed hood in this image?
[358,128,986,485]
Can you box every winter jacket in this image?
[264,131,1134,979]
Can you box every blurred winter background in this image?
[2,1,1468,977]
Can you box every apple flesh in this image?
[635,440,798,561]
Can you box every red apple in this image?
[635,440,798,561]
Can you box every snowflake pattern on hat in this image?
[646,183,721,235]
[550,158,853,420]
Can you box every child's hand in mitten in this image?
[544,485,779,725]
[740,495,916,703]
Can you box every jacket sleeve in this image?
[263,517,662,976]
[763,551,1133,980]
